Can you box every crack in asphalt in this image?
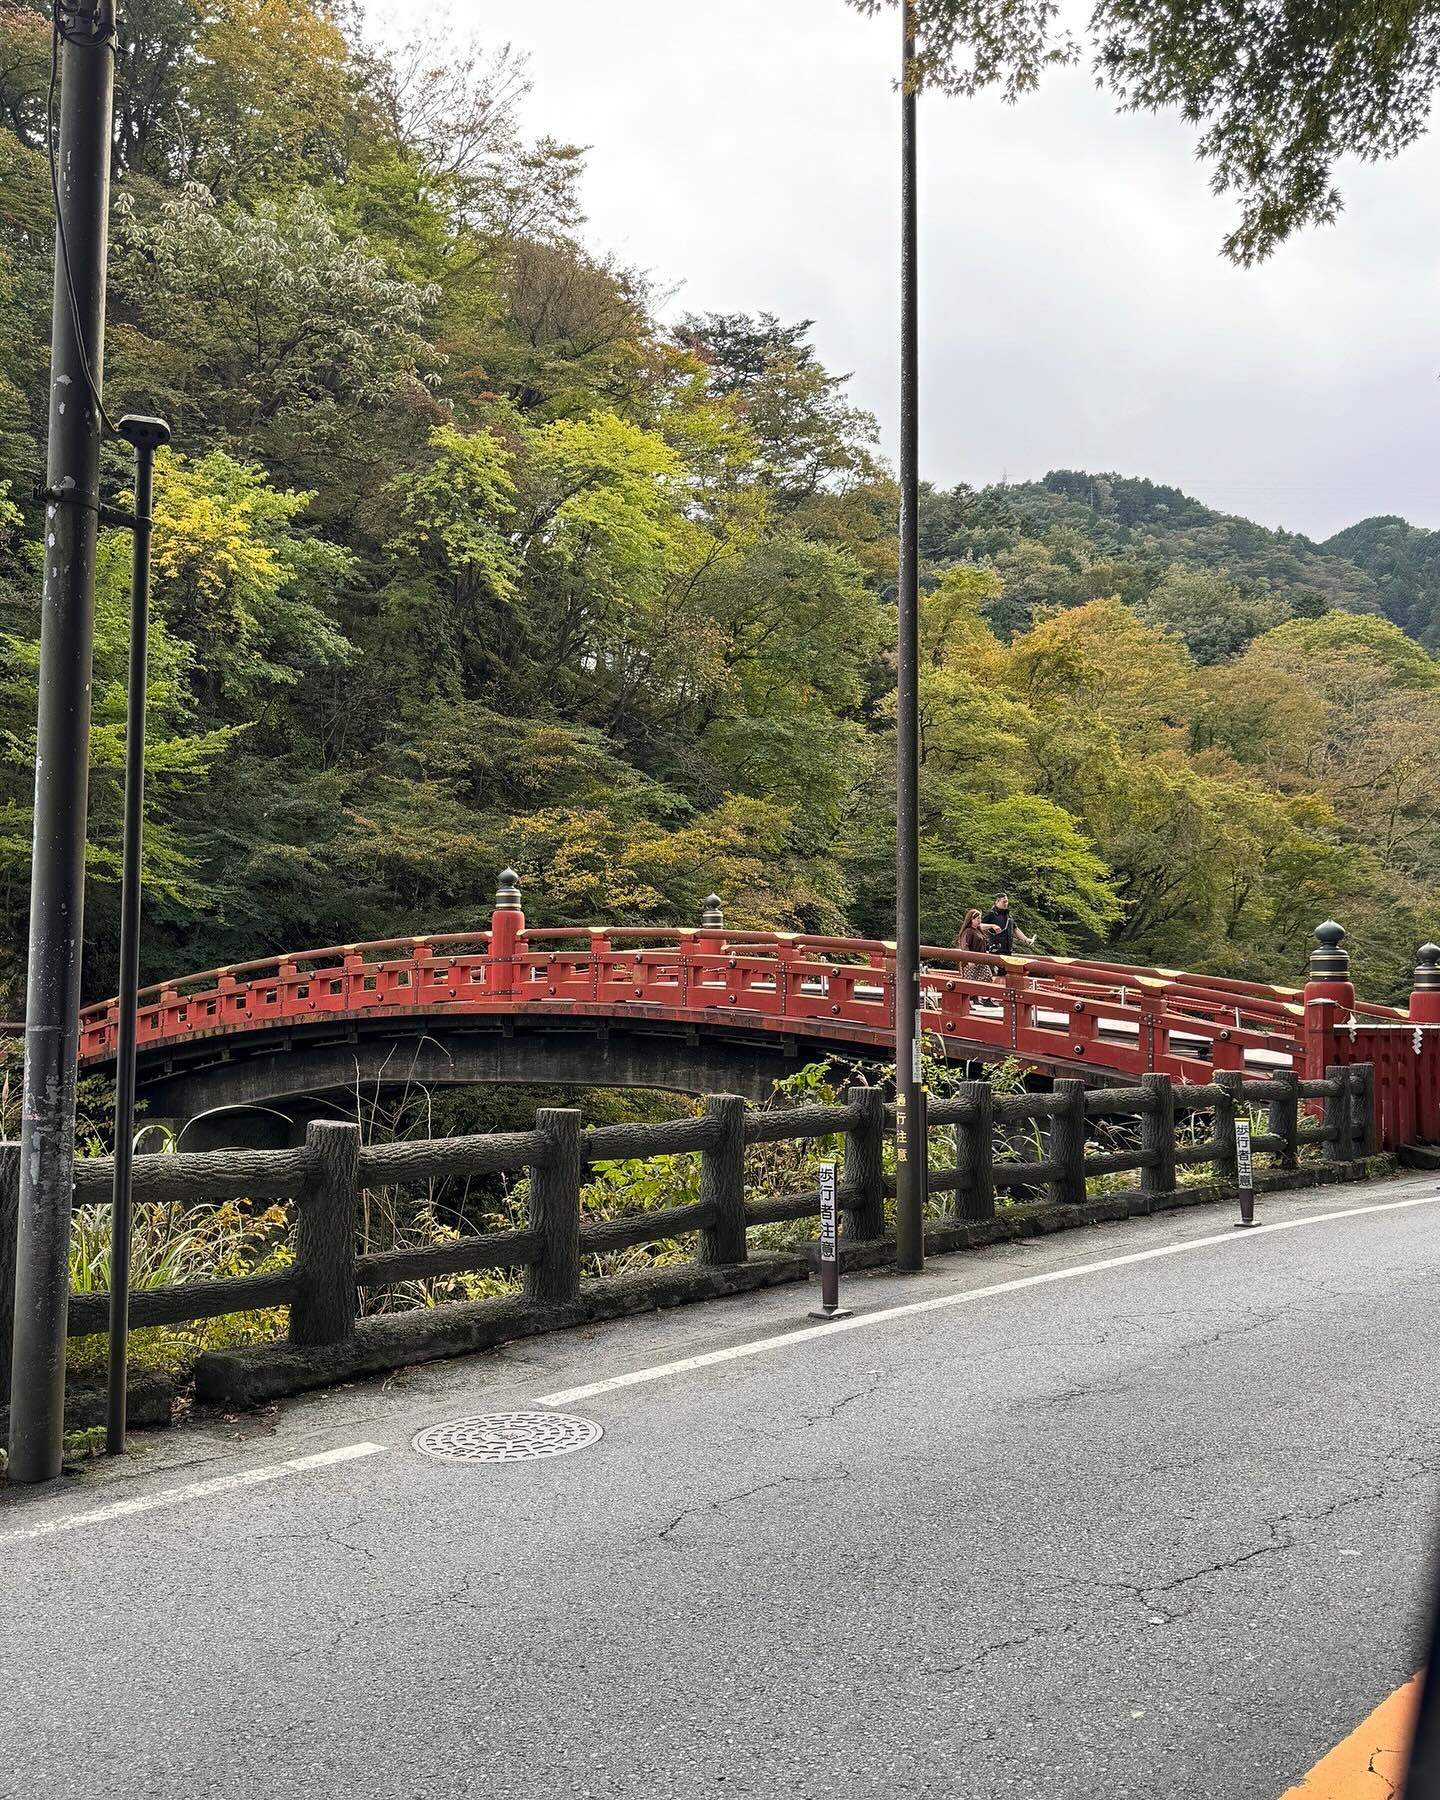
[255,1503,382,1568]
[659,1469,853,1544]
[1135,1525,1293,1621]
[792,1370,885,1428]
[1036,1378,1133,1409]
[1189,1306,1292,1349]
[1087,1445,1440,1624]
[735,1371,886,1438]
[923,1621,1076,1678]
[1012,1299,1336,1405]
[1140,1454,1204,1479]
[321,1570,493,1652]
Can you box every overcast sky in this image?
[377,0,1440,542]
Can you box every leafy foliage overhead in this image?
[852,0,1440,262]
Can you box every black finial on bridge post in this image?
[495,868,522,912]
[1410,942,1440,1024]
[1309,920,1349,984]
[700,893,723,930]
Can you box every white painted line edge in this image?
[537,1190,1440,1407]
[0,1440,385,1547]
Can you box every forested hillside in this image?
[1323,515,1440,644]
[1,0,1437,1013]
[922,472,1378,644]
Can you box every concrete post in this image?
[1212,1070,1243,1187]
[290,1123,359,1346]
[1324,1066,1354,1163]
[526,1108,582,1305]
[1139,1072,1176,1204]
[1268,1069,1299,1171]
[842,1085,887,1241]
[697,1095,747,1266]
[1049,1079,1087,1206]
[952,1080,994,1222]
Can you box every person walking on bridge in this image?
[956,909,1000,983]
[981,894,1034,957]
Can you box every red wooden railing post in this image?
[687,894,725,1004]
[1409,944,1440,1143]
[695,893,725,959]
[1409,944,1440,1024]
[1302,920,1353,1082]
[488,868,524,998]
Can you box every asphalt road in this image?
[4,1176,1440,1799]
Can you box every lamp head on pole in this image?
[116,414,171,453]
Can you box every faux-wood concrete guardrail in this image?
[0,1064,1378,1411]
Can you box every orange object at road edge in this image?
[1279,1673,1421,1797]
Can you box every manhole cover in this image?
[411,1410,603,1465]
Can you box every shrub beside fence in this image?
[0,1064,1378,1409]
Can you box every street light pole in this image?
[9,0,118,1484]
[894,0,927,1271]
[107,414,172,1458]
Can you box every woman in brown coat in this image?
[956,908,999,983]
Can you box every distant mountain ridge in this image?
[1322,514,1440,643]
[921,468,1440,644]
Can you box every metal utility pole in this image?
[107,414,171,1458]
[9,0,119,1484]
[894,0,927,1271]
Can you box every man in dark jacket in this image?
[981,894,1034,956]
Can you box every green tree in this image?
[852,0,1440,262]
[1006,597,1197,751]
[697,535,881,841]
[145,448,354,720]
[674,312,883,514]
[0,524,234,1004]
[1138,565,1291,664]
[4,0,1429,1016]
[109,185,439,494]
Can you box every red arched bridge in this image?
[75,874,1440,1148]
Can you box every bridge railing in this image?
[1306,1007,1440,1150]
[0,1064,1375,1407]
[74,926,1312,1078]
[63,886,1440,1150]
[72,870,1324,1077]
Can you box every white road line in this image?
[537,1190,1440,1407]
[0,1441,385,1546]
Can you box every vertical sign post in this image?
[810,1162,852,1320]
[1234,1115,1255,1228]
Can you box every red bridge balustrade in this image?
[1302,930,1440,1150]
[71,875,1437,1150]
